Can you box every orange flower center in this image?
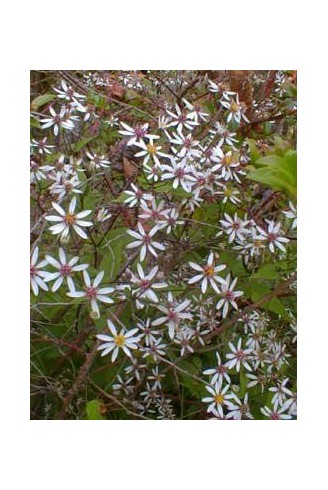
[64,213,76,225]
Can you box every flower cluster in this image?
[30,71,297,420]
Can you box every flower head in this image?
[202,379,236,417]
[30,247,48,296]
[43,248,88,292]
[45,196,92,240]
[126,223,165,262]
[216,274,243,318]
[67,270,114,317]
[188,252,226,294]
[97,319,141,361]
[39,106,76,136]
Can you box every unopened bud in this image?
[97,208,112,222]
[90,309,100,320]
[60,234,70,246]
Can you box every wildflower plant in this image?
[30,70,297,420]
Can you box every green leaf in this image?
[86,400,105,420]
[30,116,41,129]
[272,135,292,156]
[31,94,56,110]
[244,279,289,318]
[253,263,280,280]
[178,360,203,397]
[255,155,285,167]
[286,84,297,97]
[219,250,245,276]
[100,227,131,279]
[247,150,297,197]
[72,135,98,152]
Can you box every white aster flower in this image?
[158,207,184,234]
[181,193,203,212]
[188,252,226,294]
[165,127,200,158]
[280,393,297,416]
[86,151,111,170]
[198,144,223,167]
[67,270,114,317]
[138,199,169,227]
[118,122,159,147]
[123,183,153,208]
[43,248,88,292]
[129,263,167,309]
[225,338,252,372]
[39,106,76,136]
[216,274,243,318]
[147,366,165,390]
[112,374,134,396]
[30,246,49,296]
[158,115,171,130]
[212,150,244,183]
[220,212,250,243]
[203,352,231,385]
[202,379,236,417]
[45,196,92,240]
[31,137,55,155]
[182,98,209,123]
[269,378,293,409]
[161,157,196,193]
[97,319,141,361]
[124,357,147,382]
[283,201,297,229]
[134,136,168,167]
[209,122,238,147]
[226,393,254,420]
[142,337,167,362]
[137,318,160,347]
[54,79,85,101]
[30,158,47,183]
[221,93,249,124]
[104,115,119,128]
[174,328,194,356]
[260,404,292,420]
[234,227,266,259]
[49,174,83,202]
[126,222,165,262]
[257,220,290,254]
[216,185,241,205]
[152,292,192,340]
[166,103,199,132]
[143,160,163,182]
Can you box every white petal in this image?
[83,270,91,287]
[72,224,88,239]
[52,202,65,216]
[93,271,104,287]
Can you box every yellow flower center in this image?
[214,393,224,405]
[147,144,157,155]
[230,101,239,113]
[224,187,233,197]
[64,213,76,225]
[204,265,215,277]
[222,154,232,166]
[114,334,126,347]
[253,239,264,247]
